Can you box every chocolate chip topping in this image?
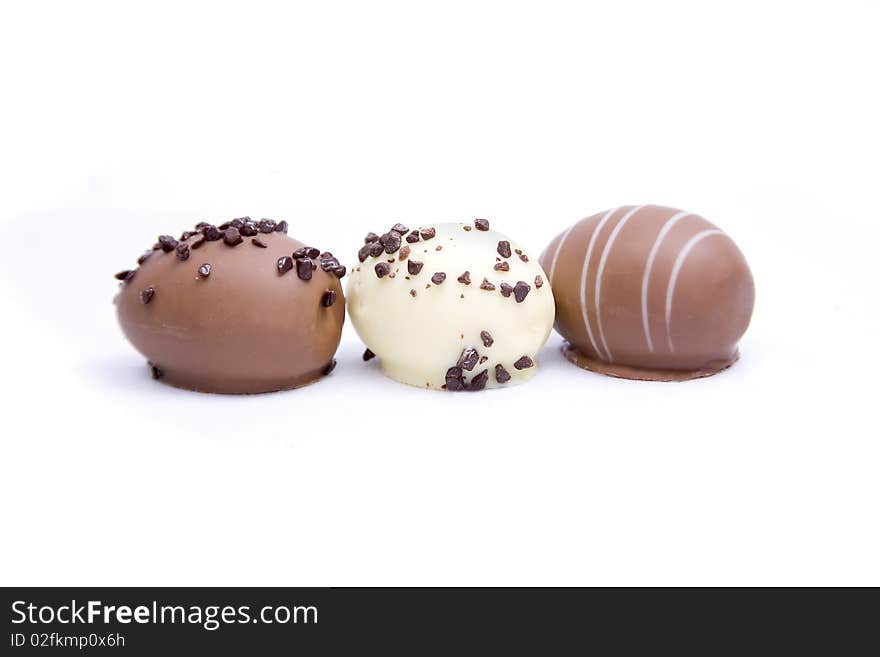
[258,219,276,234]
[410,289,417,297]
[480,278,496,291]
[198,263,212,277]
[407,260,423,275]
[514,355,534,370]
[420,227,436,240]
[480,330,494,347]
[365,232,379,244]
[445,366,465,391]
[513,281,531,303]
[469,369,489,391]
[519,253,529,262]
[375,262,390,278]
[321,290,337,307]
[150,362,164,380]
[431,272,446,284]
[323,359,337,375]
[296,258,314,280]
[139,287,155,304]
[175,243,190,261]
[384,233,402,254]
[497,240,511,258]
[391,223,408,234]
[363,348,376,361]
[495,364,511,383]
[358,244,372,262]
[406,230,421,243]
[333,266,347,278]
[457,271,471,285]
[277,256,294,275]
[458,347,479,371]
[500,282,513,297]
[137,251,153,265]
[252,238,267,248]
[293,247,307,259]
[158,235,178,252]
[190,235,206,250]
[494,261,509,272]
[398,245,411,261]
[369,242,384,258]
[240,222,258,237]
[275,220,289,234]
[115,270,136,282]
[223,228,243,246]
[474,218,490,231]
[203,225,222,241]
[535,275,543,288]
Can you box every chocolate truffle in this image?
[347,220,555,390]
[539,205,754,381]
[114,218,346,393]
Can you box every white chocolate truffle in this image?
[347,221,555,390]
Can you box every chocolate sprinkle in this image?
[535,275,543,288]
[480,330,494,347]
[203,225,222,241]
[293,247,307,259]
[495,364,511,383]
[514,355,534,370]
[139,287,155,304]
[275,220,289,234]
[399,245,411,261]
[474,218,490,231]
[321,290,337,307]
[480,278,496,291]
[258,219,276,234]
[333,266,347,278]
[420,227,436,240]
[296,258,314,280]
[406,230,421,243]
[137,251,153,265]
[358,244,372,262]
[500,282,513,298]
[252,238,267,248]
[497,240,512,258]
[150,362,164,380]
[363,348,376,361]
[375,262,390,278]
[391,223,408,234]
[191,235,206,250]
[223,228,243,246]
[277,256,294,275]
[240,222,258,236]
[519,253,529,262]
[115,270,136,282]
[457,271,471,285]
[513,281,531,303]
[469,369,489,391]
[369,242,385,258]
[365,232,379,243]
[431,272,446,284]
[458,348,479,371]
[175,243,190,261]
[410,289,417,297]
[306,247,321,259]
[323,359,337,375]
[407,260,423,275]
[198,263,212,277]
[494,261,509,272]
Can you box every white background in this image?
[1,0,878,586]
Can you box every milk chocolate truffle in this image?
[114,218,346,393]
[347,220,555,390]
[539,205,754,381]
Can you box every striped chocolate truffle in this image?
[539,205,754,381]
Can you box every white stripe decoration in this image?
[664,229,727,352]
[594,205,646,363]
[640,211,691,352]
[547,221,579,285]
[579,207,620,361]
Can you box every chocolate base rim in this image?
[561,343,739,382]
[149,365,334,395]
